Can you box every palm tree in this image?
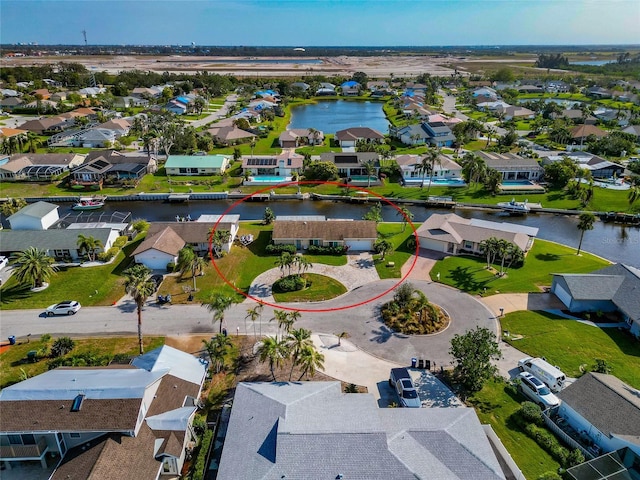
[275,252,294,277]
[0,197,27,217]
[397,206,414,232]
[423,147,442,197]
[287,327,312,380]
[245,303,264,337]
[257,335,290,381]
[25,131,40,153]
[271,309,290,339]
[11,247,57,288]
[576,212,596,256]
[76,234,103,262]
[209,229,231,258]
[628,183,639,206]
[308,127,321,148]
[417,155,432,189]
[202,293,234,333]
[461,152,487,190]
[202,334,233,374]
[123,264,156,354]
[485,125,497,146]
[373,238,394,260]
[294,255,312,275]
[479,237,499,269]
[361,159,377,187]
[176,246,206,291]
[297,345,325,381]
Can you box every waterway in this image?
[288,100,390,134]
[570,60,614,66]
[68,200,640,268]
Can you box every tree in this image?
[131,218,150,233]
[449,327,502,397]
[76,234,103,262]
[287,327,312,380]
[263,206,275,225]
[271,309,291,339]
[543,158,578,188]
[123,264,156,354]
[25,131,40,153]
[0,197,27,217]
[202,293,234,333]
[12,247,57,288]
[304,160,339,181]
[245,302,264,337]
[629,184,639,206]
[461,152,487,190]
[50,337,75,358]
[257,335,290,381]
[362,203,383,223]
[361,159,377,187]
[176,245,207,291]
[576,212,596,255]
[275,252,294,277]
[297,345,325,380]
[479,237,499,269]
[396,206,414,232]
[374,238,394,260]
[202,334,232,374]
[193,96,206,115]
[483,168,503,196]
[210,229,231,258]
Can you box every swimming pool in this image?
[502,180,535,186]
[248,176,292,183]
[404,177,467,187]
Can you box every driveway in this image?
[188,94,238,128]
[479,293,565,317]
[401,249,446,282]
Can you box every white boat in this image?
[72,195,107,211]
[497,198,530,214]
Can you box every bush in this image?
[97,247,119,262]
[306,244,348,255]
[273,274,308,293]
[537,473,562,480]
[265,244,296,255]
[50,337,76,358]
[518,401,544,426]
[191,429,214,480]
[113,236,128,248]
[166,262,176,273]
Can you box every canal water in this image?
[69,200,640,268]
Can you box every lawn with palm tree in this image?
[374,221,420,279]
[272,273,347,303]
[431,239,610,295]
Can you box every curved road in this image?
[0,280,497,366]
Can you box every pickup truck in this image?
[389,368,421,408]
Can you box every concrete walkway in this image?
[479,292,565,317]
[246,252,379,303]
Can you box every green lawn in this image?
[432,239,610,295]
[0,336,165,389]
[0,237,143,310]
[272,273,347,303]
[374,222,419,279]
[469,379,561,479]
[501,311,640,388]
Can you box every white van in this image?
[517,357,566,393]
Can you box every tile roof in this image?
[558,373,640,442]
[476,151,543,170]
[273,220,378,241]
[132,226,186,256]
[10,153,84,166]
[218,382,505,480]
[335,127,385,141]
[571,124,608,139]
[146,221,237,245]
[208,125,256,141]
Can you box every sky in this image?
[1,0,639,46]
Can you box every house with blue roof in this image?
[341,80,361,96]
[165,154,230,176]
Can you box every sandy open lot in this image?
[2,54,467,78]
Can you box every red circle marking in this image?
[209,180,419,312]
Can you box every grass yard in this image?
[501,311,640,388]
[374,222,419,279]
[272,273,347,303]
[468,379,561,479]
[0,336,165,389]
[432,239,610,295]
[0,237,143,310]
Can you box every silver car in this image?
[45,301,81,316]
[516,372,560,409]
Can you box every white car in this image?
[45,301,82,316]
[516,372,560,409]
[0,256,8,271]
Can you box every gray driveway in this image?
[0,279,498,367]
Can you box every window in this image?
[70,433,81,438]
[22,434,36,445]
[464,241,473,250]
[310,239,321,246]
[179,168,188,174]
[8,435,21,445]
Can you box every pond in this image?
[570,60,614,66]
[288,100,390,134]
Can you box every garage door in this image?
[345,240,373,251]
[418,238,447,252]
[552,283,572,308]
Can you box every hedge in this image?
[306,245,348,255]
[190,428,214,480]
[265,244,296,255]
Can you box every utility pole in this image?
[82,30,87,46]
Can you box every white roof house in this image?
[7,201,59,230]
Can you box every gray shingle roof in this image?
[553,274,625,300]
[558,373,640,442]
[7,201,58,220]
[0,228,115,253]
[273,220,378,242]
[217,382,505,480]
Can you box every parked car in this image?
[516,372,560,409]
[149,274,164,292]
[518,357,566,392]
[389,368,422,408]
[0,256,8,270]
[45,301,82,316]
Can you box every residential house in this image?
[427,113,463,128]
[545,81,570,93]
[335,127,385,148]
[164,155,230,176]
[320,152,379,182]
[416,213,538,255]
[273,217,377,251]
[551,263,640,336]
[217,382,507,480]
[472,87,498,100]
[95,118,132,138]
[405,82,428,93]
[206,125,256,145]
[0,345,207,478]
[622,124,640,142]
[367,80,389,92]
[7,201,59,230]
[278,128,324,148]
[1,153,86,181]
[340,80,361,96]
[242,151,304,180]
[570,124,608,144]
[476,100,511,112]
[0,89,20,97]
[497,105,536,121]
[72,150,156,188]
[114,96,150,108]
[315,83,336,96]
[78,87,106,97]
[50,91,70,102]
[132,226,186,270]
[555,109,597,125]
[23,99,58,111]
[395,154,463,184]
[0,97,24,111]
[18,117,67,134]
[0,127,27,140]
[165,100,187,115]
[517,84,544,94]
[556,373,640,455]
[30,88,51,100]
[131,87,162,99]
[72,128,117,148]
[593,108,631,127]
[401,100,433,119]
[587,87,613,99]
[291,82,310,92]
[476,151,544,181]
[422,122,456,147]
[543,152,624,179]
[0,227,120,261]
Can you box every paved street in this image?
[187,94,238,128]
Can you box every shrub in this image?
[306,244,348,255]
[265,244,296,255]
[113,236,128,248]
[191,429,214,480]
[518,401,544,426]
[97,247,119,262]
[273,274,308,293]
[166,262,176,273]
[50,337,76,358]
[537,473,562,480]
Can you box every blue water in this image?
[249,176,290,182]
[404,178,466,186]
[570,60,613,66]
[502,180,534,186]
[289,100,390,134]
